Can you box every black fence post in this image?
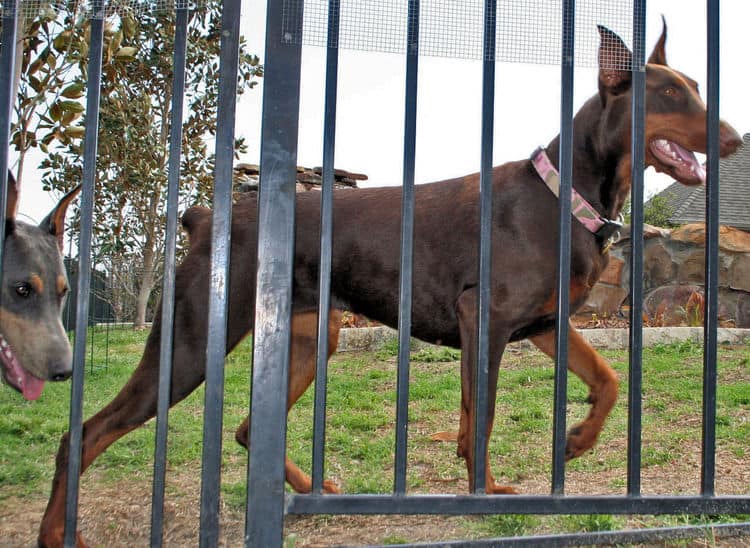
[64,1,105,545]
[627,0,647,497]
[394,0,419,496]
[245,0,304,545]
[197,0,242,543]
[311,0,341,495]
[701,0,721,496]
[551,0,575,495]
[473,0,497,495]
[150,3,190,545]
[0,0,19,285]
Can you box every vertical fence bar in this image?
[473,0,496,494]
[394,0,419,495]
[627,0,646,497]
[551,0,574,495]
[150,4,189,545]
[311,0,341,495]
[245,0,304,545]
[197,0,241,543]
[701,0,720,497]
[63,2,105,545]
[0,0,18,276]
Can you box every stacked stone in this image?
[579,223,750,327]
[234,163,367,193]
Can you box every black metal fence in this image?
[1,0,749,546]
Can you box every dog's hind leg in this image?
[455,291,518,495]
[530,322,619,460]
[37,322,213,548]
[235,309,342,494]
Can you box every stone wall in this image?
[579,223,750,327]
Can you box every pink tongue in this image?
[671,141,706,183]
[22,374,45,401]
[672,142,695,163]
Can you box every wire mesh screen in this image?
[0,0,207,19]
[282,0,638,68]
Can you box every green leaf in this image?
[121,16,137,40]
[28,76,43,93]
[50,102,63,122]
[52,32,71,52]
[64,126,86,139]
[61,111,81,126]
[61,83,85,99]
[60,100,85,113]
[114,46,138,60]
[111,30,123,53]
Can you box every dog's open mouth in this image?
[0,333,45,400]
[649,138,706,185]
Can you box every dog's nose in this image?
[719,122,743,156]
[49,361,73,382]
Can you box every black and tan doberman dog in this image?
[39,22,741,546]
[0,172,80,401]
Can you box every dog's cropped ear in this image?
[647,16,668,66]
[40,184,82,251]
[597,25,633,98]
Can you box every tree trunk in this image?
[133,236,157,329]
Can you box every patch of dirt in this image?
[0,468,470,547]
[2,347,748,546]
[3,435,749,548]
[572,314,631,329]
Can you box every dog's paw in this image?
[323,479,342,494]
[487,482,520,495]
[37,530,87,548]
[430,430,458,442]
[565,423,597,461]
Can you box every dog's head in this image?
[1,173,81,400]
[597,18,742,186]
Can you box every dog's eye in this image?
[14,283,32,298]
[663,86,677,97]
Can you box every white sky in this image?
[16,0,750,225]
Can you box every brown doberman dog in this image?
[38,22,741,546]
[0,172,80,401]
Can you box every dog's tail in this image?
[180,206,211,247]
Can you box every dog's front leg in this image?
[235,310,343,494]
[456,291,518,495]
[530,322,619,460]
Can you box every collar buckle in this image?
[598,214,624,253]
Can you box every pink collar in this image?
[530,147,622,242]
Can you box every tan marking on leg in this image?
[531,323,618,459]
[234,310,343,494]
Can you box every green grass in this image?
[0,328,748,544]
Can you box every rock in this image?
[644,285,703,326]
[736,293,750,328]
[730,255,750,292]
[616,223,671,242]
[599,256,625,286]
[578,284,628,317]
[674,249,732,286]
[677,251,705,284]
[671,223,750,253]
[313,166,369,181]
[643,285,737,327]
[643,241,676,290]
